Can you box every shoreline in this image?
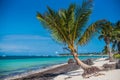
[10,63,79,80]
[0,56,102,80]
[4,57,114,80]
[4,63,67,80]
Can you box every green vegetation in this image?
[112,21,120,54]
[98,21,114,61]
[98,21,120,61]
[113,53,120,59]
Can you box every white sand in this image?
[54,58,120,80]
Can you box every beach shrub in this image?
[113,53,120,59]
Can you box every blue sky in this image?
[0,0,120,56]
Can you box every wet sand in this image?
[12,63,80,80]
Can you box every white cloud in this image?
[0,44,30,52]
[0,35,53,53]
[1,34,51,40]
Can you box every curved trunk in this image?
[68,45,91,69]
[71,52,91,69]
[68,45,103,77]
[71,51,103,77]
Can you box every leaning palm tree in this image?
[98,21,114,62]
[37,0,104,77]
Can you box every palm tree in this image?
[37,0,104,77]
[112,21,120,54]
[98,21,114,62]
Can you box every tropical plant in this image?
[112,21,120,54]
[98,21,114,62]
[37,0,104,77]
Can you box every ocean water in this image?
[0,56,106,79]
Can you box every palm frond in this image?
[37,0,95,49]
[73,0,93,42]
[77,23,96,45]
[77,20,105,45]
[37,8,69,44]
[63,4,76,44]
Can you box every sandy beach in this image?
[54,69,120,80]
[54,58,120,80]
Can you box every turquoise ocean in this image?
[0,55,107,79]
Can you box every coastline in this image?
[6,58,120,80]
[5,57,120,80]
[3,58,97,80]
[0,56,103,80]
[4,63,67,80]
[3,58,100,80]
[10,63,79,80]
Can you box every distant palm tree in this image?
[37,0,104,77]
[98,21,114,62]
[112,21,120,54]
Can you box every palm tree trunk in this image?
[106,44,114,62]
[71,51,91,69]
[71,50,102,77]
